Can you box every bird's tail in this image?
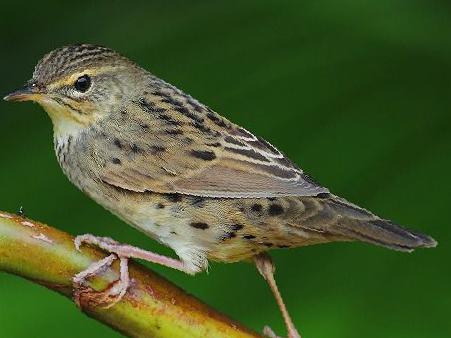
[325,196,437,252]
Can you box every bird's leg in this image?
[75,234,191,272]
[254,253,301,338]
[73,234,194,308]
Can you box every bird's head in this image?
[4,44,143,137]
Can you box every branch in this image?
[0,211,261,338]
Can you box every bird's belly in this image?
[74,176,322,266]
[98,193,194,246]
[87,188,267,261]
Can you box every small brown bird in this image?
[4,44,436,338]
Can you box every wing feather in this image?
[94,87,328,198]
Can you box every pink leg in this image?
[75,234,191,273]
[254,253,301,338]
[73,234,196,308]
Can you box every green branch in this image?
[0,211,261,338]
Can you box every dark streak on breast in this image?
[131,144,142,153]
[114,138,123,149]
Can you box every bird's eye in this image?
[74,75,91,92]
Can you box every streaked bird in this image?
[4,44,437,338]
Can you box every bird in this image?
[4,44,437,338]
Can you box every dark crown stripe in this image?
[33,44,126,83]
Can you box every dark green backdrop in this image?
[1,1,449,337]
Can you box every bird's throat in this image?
[38,98,93,138]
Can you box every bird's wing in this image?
[95,92,329,198]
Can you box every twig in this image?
[0,211,261,338]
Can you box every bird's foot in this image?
[73,235,130,309]
[263,325,301,338]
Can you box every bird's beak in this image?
[3,83,42,102]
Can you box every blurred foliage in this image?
[0,1,450,337]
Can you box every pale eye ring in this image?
[74,74,91,92]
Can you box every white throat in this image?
[38,97,87,140]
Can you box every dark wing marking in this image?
[95,84,329,198]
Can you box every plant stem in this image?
[0,211,261,338]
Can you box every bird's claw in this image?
[72,235,131,309]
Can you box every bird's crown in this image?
[32,44,132,84]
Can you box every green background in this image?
[0,1,450,337]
